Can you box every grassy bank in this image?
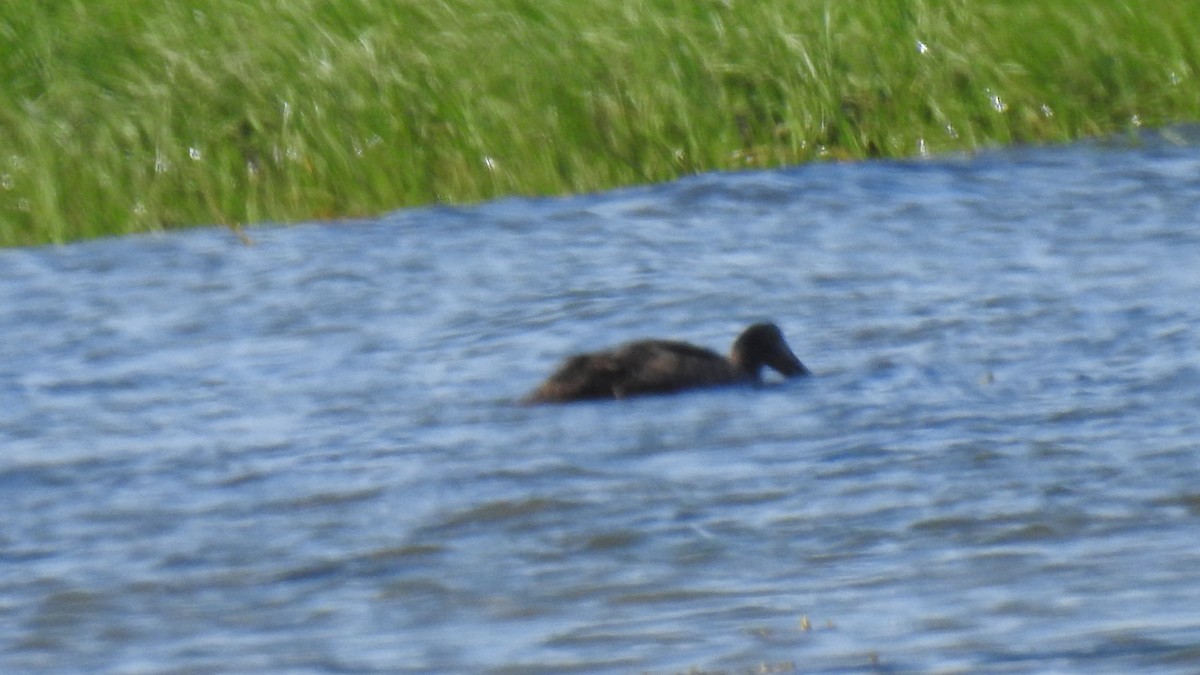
[3,1,1199,246]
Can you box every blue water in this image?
[3,129,1200,673]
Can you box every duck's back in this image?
[527,339,742,403]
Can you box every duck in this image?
[525,322,809,403]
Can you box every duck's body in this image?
[526,322,809,403]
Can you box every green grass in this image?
[3,1,1199,246]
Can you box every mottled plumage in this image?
[526,322,809,403]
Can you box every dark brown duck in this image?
[526,322,810,403]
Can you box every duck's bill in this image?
[769,344,810,377]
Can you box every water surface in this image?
[3,130,1200,673]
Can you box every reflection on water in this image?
[3,130,1200,673]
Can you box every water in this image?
[3,129,1200,673]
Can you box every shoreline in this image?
[4,1,1199,247]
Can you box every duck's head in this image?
[731,322,810,379]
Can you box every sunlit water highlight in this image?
[3,129,1200,673]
